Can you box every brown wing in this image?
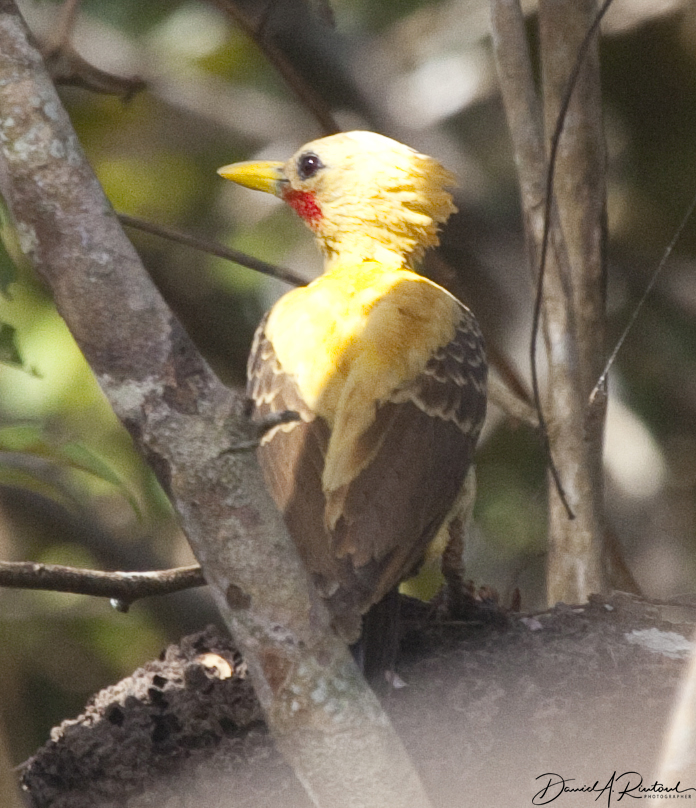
[248,315,364,639]
[328,305,487,604]
[247,305,487,641]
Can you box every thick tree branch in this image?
[538,0,608,604]
[491,0,609,604]
[0,3,432,806]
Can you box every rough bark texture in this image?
[0,3,432,806]
[21,594,696,807]
[491,0,608,605]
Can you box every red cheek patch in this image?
[282,188,322,227]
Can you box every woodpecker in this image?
[218,131,487,650]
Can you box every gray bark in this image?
[0,3,431,805]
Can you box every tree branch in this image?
[40,0,145,98]
[0,3,432,805]
[487,375,538,428]
[489,0,546,246]
[491,0,609,603]
[118,213,308,288]
[490,0,575,518]
[0,561,206,607]
[538,0,608,604]
[209,0,340,136]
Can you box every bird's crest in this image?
[219,131,458,266]
[283,132,458,264]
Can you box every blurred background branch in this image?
[208,0,341,134]
[537,0,609,602]
[493,0,609,601]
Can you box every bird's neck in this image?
[322,237,415,275]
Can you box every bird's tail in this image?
[351,588,401,685]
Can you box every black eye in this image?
[297,152,323,180]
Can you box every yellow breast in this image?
[265,260,461,493]
[266,262,456,418]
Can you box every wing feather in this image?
[247,302,486,640]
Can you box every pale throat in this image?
[323,239,411,272]
[318,213,429,269]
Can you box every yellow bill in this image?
[217,160,286,196]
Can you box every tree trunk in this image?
[491,0,608,605]
[0,2,432,805]
[539,0,608,604]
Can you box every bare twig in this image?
[0,561,205,606]
[487,375,538,427]
[209,0,340,136]
[119,213,307,288]
[484,340,534,412]
[42,45,146,99]
[41,0,145,98]
[51,0,82,48]
[590,189,696,403]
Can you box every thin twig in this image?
[0,561,206,607]
[52,0,82,50]
[209,0,340,136]
[43,46,146,98]
[118,213,306,288]
[590,189,696,403]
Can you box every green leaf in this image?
[0,423,143,520]
[0,322,40,376]
[59,441,143,520]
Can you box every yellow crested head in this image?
[218,131,457,265]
